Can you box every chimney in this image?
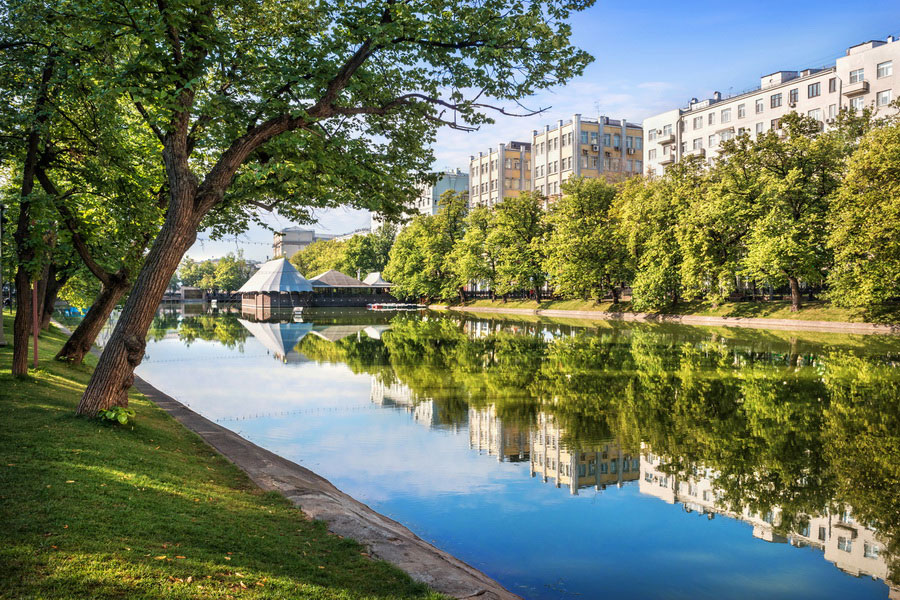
[713,91,722,101]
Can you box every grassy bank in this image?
[0,313,442,600]
[449,299,900,324]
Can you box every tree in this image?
[542,178,629,302]
[827,119,900,308]
[70,0,593,413]
[450,206,499,300]
[486,192,546,299]
[384,191,468,301]
[213,252,253,291]
[735,113,843,311]
[615,166,692,310]
[289,239,347,278]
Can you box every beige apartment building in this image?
[532,115,644,202]
[468,141,532,208]
[644,35,900,176]
[468,406,530,463]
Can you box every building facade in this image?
[532,114,644,202]
[272,227,337,259]
[413,169,470,215]
[468,141,532,208]
[644,36,900,176]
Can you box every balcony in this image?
[657,133,676,145]
[659,154,676,165]
[843,80,869,97]
[685,148,706,158]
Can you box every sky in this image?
[187,1,900,262]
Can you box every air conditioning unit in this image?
[789,102,797,108]
[826,117,836,124]
[626,148,636,155]
[613,146,620,151]
[591,144,600,151]
[605,151,611,157]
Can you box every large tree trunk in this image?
[11,269,34,376]
[57,278,129,365]
[788,276,802,312]
[77,210,198,415]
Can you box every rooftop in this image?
[237,258,314,293]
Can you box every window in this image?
[693,116,703,129]
[662,124,673,136]
[708,134,717,146]
[829,77,837,93]
[600,462,608,474]
[613,134,621,148]
[610,460,618,473]
[721,108,731,123]
[693,138,702,150]
[647,129,657,141]
[837,536,852,553]
[818,526,827,541]
[771,93,782,108]
[849,68,864,84]
[878,61,893,78]
[648,149,657,160]
[851,97,865,111]
[580,131,588,144]
[720,130,735,142]
[756,122,764,135]
[603,133,612,146]
[771,118,781,130]
[864,543,880,559]
[808,82,821,98]
[808,108,822,122]
[634,160,642,173]
[708,112,716,126]
[828,104,837,119]
[877,90,892,106]
[789,88,798,104]
[756,98,764,113]
[626,135,635,149]
[635,137,643,150]
[737,104,746,119]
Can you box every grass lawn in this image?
[0,311,443,600]
[451,298,900,324]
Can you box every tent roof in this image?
[309,325,367,342]
[362,272,393,287]
[309,269,368,288]
[237,258,313,293]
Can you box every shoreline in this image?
[52,320,519,600]
[432,304,900,335]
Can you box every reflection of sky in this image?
[136,322,887,600]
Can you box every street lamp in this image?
[0,202,6,347]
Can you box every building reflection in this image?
[468,405,529,463]
[369,378,461,431]
[640,450,898,598]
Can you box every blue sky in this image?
[188,2,900,262]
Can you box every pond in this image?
[127,306,899,599]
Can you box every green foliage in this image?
[384,191,468,301]
[827,120,900,307]
[96,405,136,426]
[177,253,253,291]
[289,226,396,280]
[450,206,500,295]
[486,192,547,296]
[543,178,629,301]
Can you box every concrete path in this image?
[53,321,520,600]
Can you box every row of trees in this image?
[2,0,593,415]
[288,225,396,279]
[176,252,255,292]
[385,109,900,312]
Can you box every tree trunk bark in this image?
[57,278,128,364]
[788,276,802,312]
[40,265,69,330]
[12,268,33,376]
[77,213,198,415]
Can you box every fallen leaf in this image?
[175,555,186,559]
[65,480,75,484]
[239,581,247,589]
[155,556,167,560]
[223,556,231,560]
[186,576,193,584]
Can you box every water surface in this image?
[131,307,900,599]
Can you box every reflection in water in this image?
[142,308,900,598]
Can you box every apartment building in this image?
[413,169,469,215]
[468,406,530,463]
[532,114,644,202]
[272,227,337,258]
[468,141,532,208]
[644,35,900,176]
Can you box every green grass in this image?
[450,298,900,324]
[0,312,443,600]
